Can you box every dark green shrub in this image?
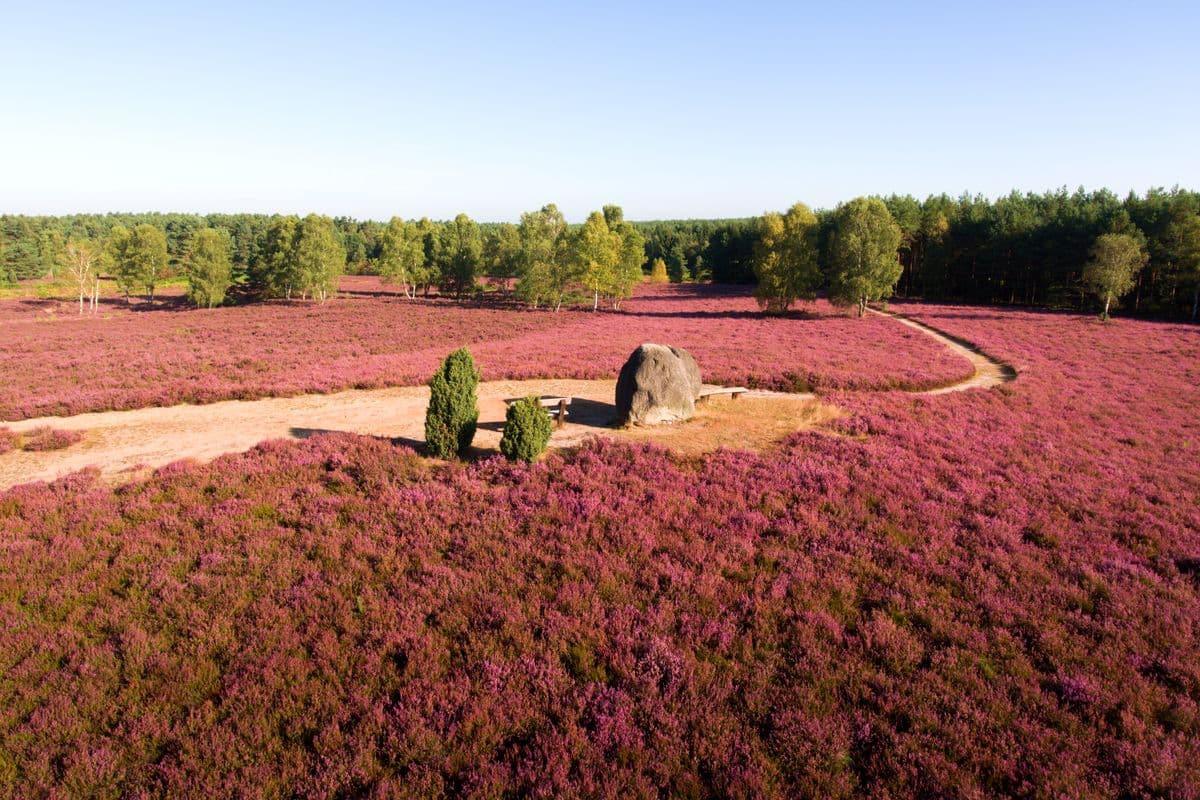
[424,348,479,458]
[499,396,552,463]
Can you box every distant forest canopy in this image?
[2,187,1198,317]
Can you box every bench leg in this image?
[557,398,567,429]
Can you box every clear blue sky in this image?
[2,0,1197,221]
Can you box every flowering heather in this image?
[16,426,84,452]
[471,284,972,393]
[1,305,1198,797]
[0,279,969,419]
[0,428,15,455]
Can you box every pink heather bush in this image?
[0,279,971,419]
[0,428,15,454]
[2,301,1199,796]
[17,426,84,452]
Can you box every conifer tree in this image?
[425,348,480,458]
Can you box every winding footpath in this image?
[0,312,1015,489]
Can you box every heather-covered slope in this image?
[1,305,1198,797]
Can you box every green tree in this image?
[516,204,574,310]
[604,205,646,309]
[438,213,483,299]
[483,223,522,290]
[254,215,300,299]
[59,238,102,314]
[827,197,904,316]
[102,225,133,298]
[130,224,168,300]
[667,240,690,283]
[1163,208,1200,320]
[1084,232,1147,319]
[111,224,167,301]
[38,228,64,279]
[425,347,480,458]
[185,228,233,308]
[575,211,622,311]
[294,214,344,302]
[499,396,553,463]
[417,217,446,296]
[752,201,821,313]
[378,217,426,298]
[2,219,43,281]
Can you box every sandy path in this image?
[867,308,1016,394]
[0,312,1015,489]
[0,380,626,489]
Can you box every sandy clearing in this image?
[0,311,1015,490]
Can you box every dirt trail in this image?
[866,308,1016,394]
[0,312,1015,489]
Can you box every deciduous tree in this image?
[102,225,133,299]
[378,217,426,298]
[255,215,301,299]
[483,223,522,290]
[59,238,101,314]
[604,205,646,309]
[1084,232,1148,319]
[185,228,233,308]
[293,214,344,302]
[516,204,573,310]
[575,211,622,311]
[127,224,168,301]
[752,202,820,313]
[827,197,904,317]
[438,214,483,300]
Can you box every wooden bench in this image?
[503,396,572,429]
[697,386,748,403]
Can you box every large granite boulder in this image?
[615,343,703,426]
[669,346,702,399]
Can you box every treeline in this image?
[878,187,1200,316]
[3,187,1199,318]
[6,205,650,313]
[374,205,644,311]
[0,212,379,286]
[634,219,758,283]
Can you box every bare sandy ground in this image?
[0,311,1015,490]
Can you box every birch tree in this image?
[752,201,821,313]
[59,238,101,314]
[516,204,573,310]
[293,214,344,302]
[1084,233,1147,319]
[378,217,426,298]
[575,211,622,311]
[185,228,233,308]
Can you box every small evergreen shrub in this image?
[424,348,480,458]
[0,427,16,454]
[500,396,553,463]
